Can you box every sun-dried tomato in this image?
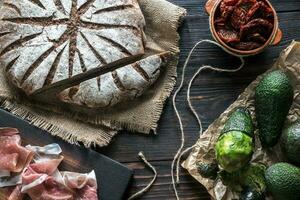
[231,41,262,50]
[223,0,239,6]
[255,1,274,21]
[230,7,248,30]
[215,17,226,24]
[240,18,273,40]
[214,18,226,29]
[236,0,257,12]
[217,28,240,44]
[246,2,261,21]
[220,3,235,20]
[214,0,274,51]
[220,1,227,12]
[259,1,273,13]
[242,1,273,22]
[245,33,266,43]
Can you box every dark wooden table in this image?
[99,1,300,199]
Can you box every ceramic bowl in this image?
[206,0,282,56]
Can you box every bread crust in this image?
[58,52,171,108]
[0,0,145,95]
[0,0,170,108]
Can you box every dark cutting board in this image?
[0,108,132,200]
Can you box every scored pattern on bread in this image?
[58,53,170,108]
[0,0,145,95]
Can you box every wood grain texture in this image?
[94,0,300,199]
[1,0,299,199]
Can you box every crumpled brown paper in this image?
[182,41,300,200]
[0,0,186,147]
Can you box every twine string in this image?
[128,152,157,200]
[171,39,245,199]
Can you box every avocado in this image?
[216,107,254,173]
[216,131,253,173]
[219,163,267,197]
[240,187,265,200]
[222,107,254,137]
[239,163,267,200]
[196,162,218,179]
[240,163,267,192]
[265,163,300,200]
[281,120,300,164]
[255,70,294,147]
[218,169,243,191]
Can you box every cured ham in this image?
[0,128,32,199]
[0,131,99,200]
[62,171,98,200]
[3,185,24,200]
[22,144,98,200]
[0,128,33,174]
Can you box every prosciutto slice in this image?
[1,185,24,200]
[21,144,99,200]
[0,132,99,200]
[0,128,29,199]
[62,171,98,200]
[0,128,33,174]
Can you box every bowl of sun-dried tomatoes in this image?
[205,0,282,56]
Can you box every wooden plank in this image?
[124,160,211,199]
[0,0,298,199]
[100,11,300,162]
[99,0,300,199]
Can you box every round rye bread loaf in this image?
[0,0,170,108]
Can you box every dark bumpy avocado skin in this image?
[255,70,294,147]
[196,162,219,179]
[281,120,300,164]
[240,187,265,200]
[265,163,300,200]
[222,107,254,137]
[219,163,267,198]
[240,164,267,200]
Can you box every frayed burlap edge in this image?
[0,0,186,147]
[0,97,118,147]
[80,1,187,134]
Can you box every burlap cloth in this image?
[182,41,300,200]
[0,0,186,147]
